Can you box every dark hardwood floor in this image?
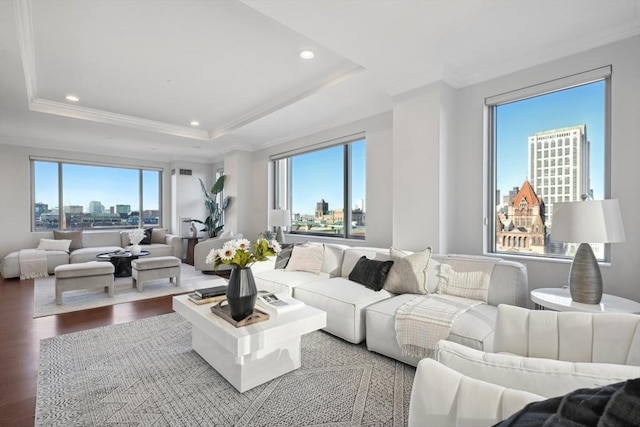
[0,276,176,426]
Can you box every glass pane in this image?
[33,161,59,231]
[142,170,161,226]
[494,80,605,259]
[290,145,345,237]
[350,139,366,238]
[62,164,139,229]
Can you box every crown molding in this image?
[15,0,37,103]
[209,64,364,140]
[29,99,211,140]
[218,143,255,154]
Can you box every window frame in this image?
[486,66,612,261]
[271,133,366,240]
[30,158,163,231]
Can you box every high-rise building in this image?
[64,205,83,213]
[88,201,105,215]
[316,199,328,218]
[527,125,590,226]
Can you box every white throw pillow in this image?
[218,230,233,238]
[285,245,324,275]
[37,238,72,253]
[437,264,489,302]
[384,247,432,294]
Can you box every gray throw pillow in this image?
[53,230,83,251]
[383,247,432,294]
[348,256,394,292]
[275,243,296,269]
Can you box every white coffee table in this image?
[530,287,640,313]
[173,293,326,392]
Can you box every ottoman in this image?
[132,256,181,292]
[54,262,115,304]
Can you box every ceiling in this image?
[1,0,638,164]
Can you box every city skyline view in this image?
[496,80,605,203]
[290,139,366,217]
[34,162,160,213]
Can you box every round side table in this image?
[530,287,640,313]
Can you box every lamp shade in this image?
[268,209,291,227]
[551,199,625,244]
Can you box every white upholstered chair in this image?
[193,234,242,273]
[409,304,640,426]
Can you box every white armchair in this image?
[409,304,640,426]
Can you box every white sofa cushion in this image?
[365,295,498,366]
[254,269,330,296]
[294,277,394,344]
[37,238,72,252]
[435,339,640,399]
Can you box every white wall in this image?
[0,143,174,258]
[451,36,640,301]
[392,81,456,253]
[170,161,213,237]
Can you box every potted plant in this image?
[193,175,230,239]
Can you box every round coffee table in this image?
[96,250,151,277]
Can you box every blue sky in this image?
[34,163,160,211]
[291,139,366,215]
[496,80,605,200]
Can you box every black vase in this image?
[226,267,257,321]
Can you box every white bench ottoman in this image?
[131,256,181,292]
[54,262,115,305]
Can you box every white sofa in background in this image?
[1,229,182,279]
[253,244,529,359]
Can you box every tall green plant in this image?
[193,175,230,238]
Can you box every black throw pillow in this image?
[275,243,296,269]
[348,256,394,291]
[140,228,153,245]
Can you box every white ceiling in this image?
[1,0,638,164]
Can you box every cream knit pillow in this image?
[437,264,489,302]
[285,244,325,275]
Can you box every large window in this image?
[273,136,366,239]
[32,159,162,231]
[487,67,610,260]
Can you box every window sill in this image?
[484,251,612,268]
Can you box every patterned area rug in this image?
[36,313,415,426]
[33,264,223,318]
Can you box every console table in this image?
[530,287,640,313]
[182,237,200,265]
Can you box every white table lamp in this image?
[269,209,291,243]
[551,197,625,304]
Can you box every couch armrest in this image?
[435,340,640,398]
[409,358,542,427]
[165,234,183,259]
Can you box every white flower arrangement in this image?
[128,228,146,245]
[206,238,281,270]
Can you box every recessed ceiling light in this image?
[190,121,200,126]
[299,50,315,60]
[65,95,79,102]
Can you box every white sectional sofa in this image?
[253,244,528,365]
[1,229,182,279]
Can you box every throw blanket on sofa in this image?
[395,294,482,358]
[19,249,48,280]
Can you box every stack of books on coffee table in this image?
[188,285,227,305]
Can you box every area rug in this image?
[36,313,415,426]
[33,264,222,318]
